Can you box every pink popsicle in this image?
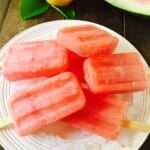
[57,24,119,57]
[64,89,128,140]
[84,52,148,94]
[2,40,68,81]
[9,72,86,136]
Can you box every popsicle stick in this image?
[0,62,3,68]
[123,119,150,132]
[0,116,13,129]
[0,116,150,133]
[146,69,150,76]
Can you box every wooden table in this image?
[0,0,150,149]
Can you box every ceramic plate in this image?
[0,20,150,150]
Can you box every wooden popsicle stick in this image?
[146,69,150,76]
[0,62,3,68]
[0,116,13,129]
[123,119,150,132]
[0,116,150,132]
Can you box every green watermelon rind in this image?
[105,0,150,17]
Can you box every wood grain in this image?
[0,0,63,48]
[0,0,10,30]
[125,14,150,65]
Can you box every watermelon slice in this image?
[9,72,86,135]
[57,24,119,57]
[105,0,150,17]
[83,52,148,94]
[2,40,69,81]
[63,89,128,140]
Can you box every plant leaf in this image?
[20,0,50,20]
[51,5,76,19]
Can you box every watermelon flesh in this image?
[2,40,69,81]
[63,89,128,140]
[84,52,148,94]
[105,0,150,17]
[137,0,150,4]
[68,51,85,82]
[57,24,119,57]
[9,72,86,136]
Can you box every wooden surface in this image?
[0,0,150,149]
[0,0,10,30]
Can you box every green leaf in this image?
[51,5,76,19]
[20,0,50,20]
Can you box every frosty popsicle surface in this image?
[57,24,118,57]
[9,72,86,136]
[2,40,68,81]
[64,89,128,140]
[84,52,148,94]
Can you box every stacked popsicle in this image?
[84,52,148,94]
[0,24,149,140]
[63,89,128,140]
[9,72,85,135]
[57,24,119,57]
[2,40,68,81]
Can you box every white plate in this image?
[0,20,150,150]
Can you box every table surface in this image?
[0,0,150,149]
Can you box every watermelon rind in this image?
[105,0,150,17]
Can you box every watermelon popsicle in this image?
[63,89,128,140]
[84,52,149,94]
[7,72,86,136]
[1,40,68,81]
[57,24,119,57]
